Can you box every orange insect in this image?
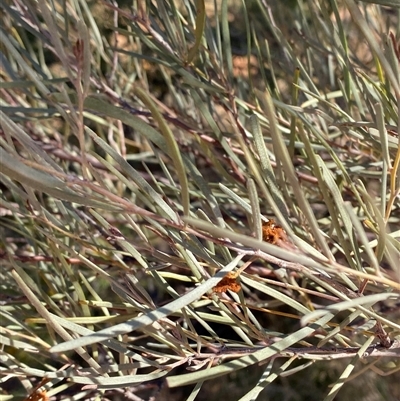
[213,219,290,294]
[24,390,49,401]
[23,378,50,401]
[212,271,241,293]
[262,219,288,245]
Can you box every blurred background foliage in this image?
[1,0,400,400]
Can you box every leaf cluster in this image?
[0,1,399,400]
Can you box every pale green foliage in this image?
[0,1,399,400]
